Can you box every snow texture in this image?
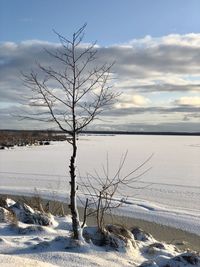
[0,199,199,267]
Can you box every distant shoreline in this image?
[1,129,200,136]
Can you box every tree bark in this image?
[69,134,80,239]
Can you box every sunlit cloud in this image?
[115,94,151,109]
[174,96,200,106]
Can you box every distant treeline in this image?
[0,130,67,147]
[82,130,200,136]
[1,129,200,138]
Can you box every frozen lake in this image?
[0,135,200,235]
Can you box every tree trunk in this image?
[69,134,81,239]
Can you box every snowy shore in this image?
[0,197,199,267]
[0,193,199,252]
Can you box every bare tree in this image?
[22,24,117,239]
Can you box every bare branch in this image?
[79,153,152,232]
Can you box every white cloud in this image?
[129,33,200,48]
[116,94,151,109]
[175,96,200,106]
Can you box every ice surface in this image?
[0,135,199,235]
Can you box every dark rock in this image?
[106,224,133,240]
[83,225,136,250]
[148,242,165,250]
[0,207,11,222]
[44,141,50,145]
[106,224,136,249]
[10,202,52,226]
[139,260,159,267]
[145,242,166,255]
[131,227,153,241]
[164,252,200,266]
[0,197,8,209]
[174,252,200,265]
[18,225,44,234]
[83,226,106,246]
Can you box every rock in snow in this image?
[0,207,11,222]
[9,201,53,226]
[131,227,154,242]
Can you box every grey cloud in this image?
[120,83,200,93]
[1,103,199,131]
[0,105,55,130]
[0,43,71,108]
[1,36,200,130]
[1,39,200,106]
[183,113,200,121]
[90,121,200,132]
[97,44,200,77]
[102,106,200,117]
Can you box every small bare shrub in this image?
[79,152,152,232]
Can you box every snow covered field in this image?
[0,135,200,236]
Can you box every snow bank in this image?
[0,255,58,267]
[0,198,199,267]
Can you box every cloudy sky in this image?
[1,0,200,132]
